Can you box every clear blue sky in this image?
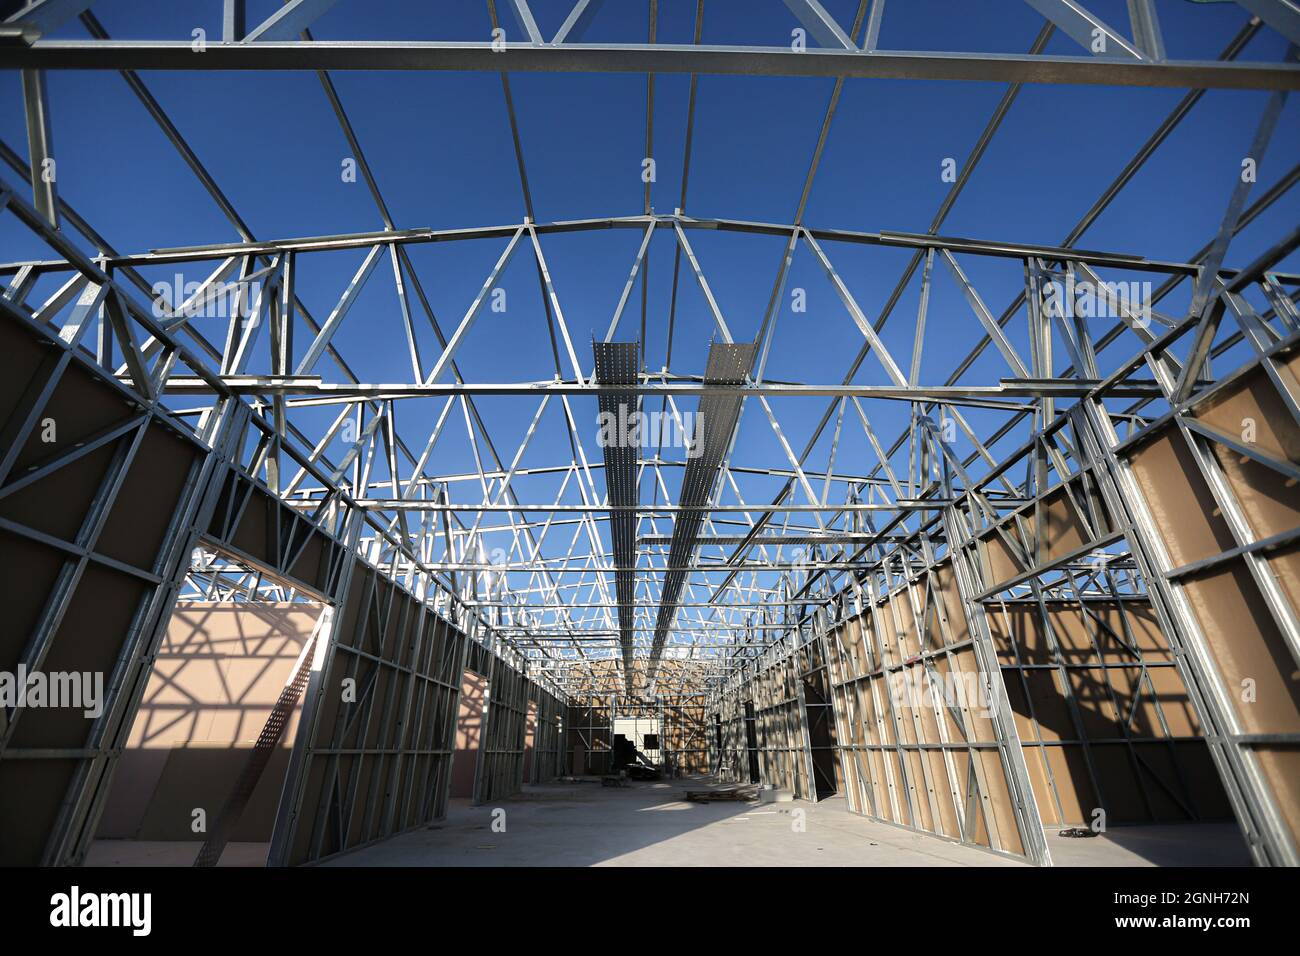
[2,1,1297,619]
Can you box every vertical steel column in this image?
[19,68,58,228]
[789,626,814,799]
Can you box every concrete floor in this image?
[82,778,1251,867]
[1044,822,1249,866]
[323,777,1251,867]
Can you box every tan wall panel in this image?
[1023,747,1059,826]
[935,562,971,645]
[991,596,1229,826]
[1208,445,1300,541]
[978,750,1024,855]
[97,602,320,841]
[1182,561,1300,734]
[1043,744,1097,824]
[1128,432,1236,566]
[1195,368,1300,463]
[979,533,1024,587]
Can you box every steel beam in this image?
[3,42,1298,90]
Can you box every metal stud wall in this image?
[1,0,1298,869]
[1081,331,1300,865]
[0,298,221,865]
[660,696,710,776]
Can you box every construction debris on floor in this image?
[684,785,758,803]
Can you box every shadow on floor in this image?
[83,778,1254,868]
[325,775,1026,867]
[1045,822,1251,866]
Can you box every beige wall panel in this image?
[1023,747,1059,826]
[0,759,80,863]
[841,750,863,813]
[905,750,933,832]
[934,562,971,645]
[1207,444,1300,541]
[979,533,1024,587]
[1002,674,1037,741]
[1007,605,1053,664]
[1128,432,1236,566]
[0,530,66,669]
[987,606,1020,665]
[953,750,986,846]
[1182,561,1300,734]
[1043,744,1097,824]
[874,605,899,667]
[928,655,970,743]
[978,749,1024,855]
[836,619,862,678]
[1141,665,1201,736]
[951,648,996,741]
[1023,670,1070,742]
[1037,490,1081,561]
[1045,605,1099,664]
[1195,368,1300,463]
[892,591,921,658]
[452,669,487,799]
[1068,669,1123,739]
[1126,602,1174,659]
[99,603,319,842]
[925,750,961,837]
[12,564,148,750]
[870,748,896,822]
[871,677,895,745]
[1105,666,1157,737]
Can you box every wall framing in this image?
[1,2,1298,868]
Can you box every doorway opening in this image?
[451,669,489,799]
[90,549,327,866]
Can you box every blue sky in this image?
[2,0,1297,618]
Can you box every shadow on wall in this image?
[96,601,321,843]
[450,670,487,799]
[990,600,1234,827]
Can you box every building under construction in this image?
[0,0,1298,879]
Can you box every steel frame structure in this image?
[1,0,1299,866]
[3,0,1300,90]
